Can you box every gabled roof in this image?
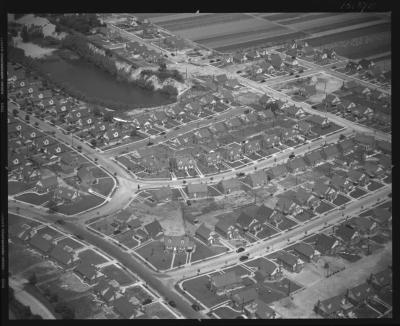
[255,205,274,223]
[322,144,339,159]
[371,268,392,287]
[335,224,358,242]
[275,197,295,212]
[349,216,375,232]
[277,250,300,266]
[317,294,346,315]
[75,262,97,279]
[287,157,307,171]
[331,174,347,189]
[254,258,278,274]
[195,223,213,240]
[348,283,374,303]
[144,220,163,238]
[236,212,254,228]
[293,242,316,258]
[113,297,136,319]
[30,234,53,253]
[218,178,241,191]
[50,244,74,265]
[304,151,323,165]
[315,233,338,253]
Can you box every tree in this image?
[90,139,97,147]
[92,106,101,117]
[103,111,113,122]
[12,108,19,116]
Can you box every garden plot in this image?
[367,180,384,191]
[315,200,336,214]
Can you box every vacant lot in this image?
[332,194,351,206]
[349,187,367,199]
[315,201,335,214]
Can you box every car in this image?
[236,247,245,253]
[164,54,168,58]
[237,70,242,74]
[192,304,201,311]
[160,131,166,135]
[289,72,294,76]
[236,172,245,177]
[289,152,295,159]
[239,254,249,262]
[295,74,300,78]
[168,300,177,308]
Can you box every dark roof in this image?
[254,258,278,274]
[315,234,338,253]
[75,262,97,279]
[335,224,357,242]
[277,251,300,266]
[50,244,73,265]
[304,151,323,165]
[255,205,274,223]
[232,287,258,305]
[236,212,254,228]
[348,283,374,303]
[317,294,346,315]
[293,242,315,257]
[144,220,163,238]
[195,223,212,240]
[30,234,53,253]
[113,297,136,319]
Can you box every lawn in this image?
[8,213,41,227]
[141,302,176,319]
[294,210,315,222]
[100,264,137,286]
[135,240,173,271]
[57,237,84,250]
[181,275,228,309]
[213,306,242,319]
[64,293,102,319]
[8,241,43,275]
[256,225,279,239]
[78,249,108,266]
[190,239,227,263]
[55,193,105,215]
[8,181,36,195]
[125,285,153,305]
[277,216,298,231]
[332,194,351,206]
[90,167,109,178]
[349,187,367,199]
[173,251,188,268]
[257,284,286,304]
[36,226,63,239]
[222,265,252,277]
[112,229,140,249]
[367,180,384,191]
[15,191,54,206]
[90,177,115,197]
[315,201,335,214]
[263,278,303,295]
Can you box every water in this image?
[39,56,174,110]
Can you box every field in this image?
[302,16,383,34]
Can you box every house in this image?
[338,138,355,155]
[335,224,360,244]
[232,287,258,308]
[368,268,392,290]
[172,153,195,170]
[29,234,53,255]
[209,271,242,295]
[245,299,277,319]
[315,294,353,318]
[315,233,340,255]
[270,53,284,70]
[187,183,208,198]
[294,187,319,209]
[217,178,241,194]
[195,223,216,245]
[357,58,373,70]
[255,205,275,224]
[95,279,121,303]
[312,180,337,200]
[347,283,375,305]
[253,258,280,282]
[276,251,304,273]
[164,235,194,252]
[144,220,163,239]
[348,216,377,235]
[220,143,242,162]
[242,138,261,154]
[244,170,268,188]
[35,169,58,193]
[224,78,241,90]
[321,144,339,160]
[304,151,324,166]
[9,223,34,241]
[324,93,341,106]
[323,48,336,59]
[233,52,247,64]
[306,115,330,128]
[286,157,307,173]
[376,140,391,154]
[53,187,79,202]
[293,242,320,262]
[214,218,239,239]
[262,133,280,149]
[330,174,353,193]
[74,262,101,284]
[266,164,288,179]
[49,244,77,268]
[370,208,392,226]
[275,197,299,216]
[77,166,96,186]
[246,50,260,61]
[103,129,121,143]
[295,120,312,135]
[362,161,385,179]
[354,134,376,151]
[235,212,258,232]
[112,297,136,319]
[347,169,369,186]
[285,106,305,119]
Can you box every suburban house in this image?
[245,299,277,319]
[255,205,275,224]
[144,220,163,239]
[354,134,376,151]
[295,120,312,135]
[286,157,307,173]
[312,180,337,201]
[346,283,375,306]
[95,279,122,303]
[214,218,239,240]
[219,143,242,162]
[244,170,268,188]
[35,169,58,193]
[209,271,242,295]
[368,268,392,290]
[262,133,280,149]
[235,212,259,232]
[276,251,304,273]
[335,224,360,245]
[315,294,353,318]
[330,174,353,193]
[232,287,258,309]
[112,297,137,319]
[172,153,195,170]
[49,244,78,268]
[275,197,301,216]
[29,234,53,256]
[293,242,321,262]
[347,169,369,186]
[200,150,222,166]
[337,138,355,155]
[321,144,340,160]
[187,183,208,198]
[270,53,284,70]
[315,233,340,255]
[53,187,80,203]
[348,216,377,235]
[362,161,385,179]
[253,258,280,282]
[267,164,288,179]
[164,235,195,252]
[294,187,320,209]
[306,114,330,128]
[195,223,217,245]
[217,178,242,194]
[74,262,102,285]
[304,151,324,166]
[370,208,391,226]
[285,106,305,119]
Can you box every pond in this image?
[39,56,174,110]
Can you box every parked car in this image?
[239,254,249,261]
[236,247,245,253]
[168,300,177,308]
[192,304,201,311]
